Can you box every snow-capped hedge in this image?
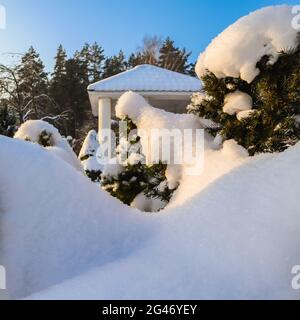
[196,5,299,83]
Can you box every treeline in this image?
[0,36,195,145]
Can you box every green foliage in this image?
[101,117,176,207]
[128,36,194,75]
[85,169,102,183]
[38,130,53,147]
[23,130,53,147]
[101,161,172,206]
[102,51,127,79]
[188,39,300,155]
[50,57,89,137]
[101,163,148,205]
[143,162,174,203]
[17,46,49,119]
[74,42,105,83]
[158,37,192,74]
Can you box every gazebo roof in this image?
[88,64,201,93]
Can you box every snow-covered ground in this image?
[1,129,300,299]
[0,136,156,299]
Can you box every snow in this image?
[221,139,249,159]
[0,136,153,299]
[116,92,202,131]
[115,91,207,189]
[102,160,124,177]
[131,192,167,212]
[236,109,257,121]
[2,116,300,299]
[126,152,145,166]
[14,120,83,172]
[78,130,99,160]
[24,141,300,300]
[88,64,200,92]
[169,139,249,207]
[82,156,103,173]
[223,91,253,115]
[79,130,103,173]
[196,5,299,83]
[2,6,300,298]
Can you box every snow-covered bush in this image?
[79,130,103,182]
[14,120,83,171]
[101,116,174,210]
[189,5,300,155]
[100,91,206,211]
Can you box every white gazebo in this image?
[87,64,201,142]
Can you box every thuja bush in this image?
[189,37,300,155]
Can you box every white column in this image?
[98,97,111,144]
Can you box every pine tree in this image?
[101,117,176,207]
[188,39,300,155]
[49,57,88,137]
[127,52,144,68]
[128,36,194,74]
[17,46,49,119]
[48,45,74,135]
[49,45,67,113]
[62,58,89,137]
[53,45,67,78]
[158,37,192,74]
[102,51,127,79]
[74,42,105,83]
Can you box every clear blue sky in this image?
[0,0,299,71]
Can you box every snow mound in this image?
[115,91,209,189]
[116,91,202,133]
[14,120,63,145]
[131,192,167,212]
[236,109,257,121]
[28,142,300,300]
[223,91,253,115]
[15,120,82,172]
[196,5,299,83]
[0,136,154,299]
[169,139,249,207]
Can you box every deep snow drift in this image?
[26,141,300,300]
[196,5,299,83]
[0,136,155,299]
[1,131,300,299]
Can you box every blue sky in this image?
[0,0,299,71]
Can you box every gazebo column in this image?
[98,97,111,144]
